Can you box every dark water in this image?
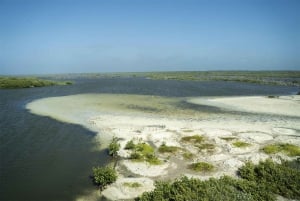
[0,77,298,201]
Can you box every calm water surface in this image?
[0,77,298,201]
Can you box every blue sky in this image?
[0,0,299,74]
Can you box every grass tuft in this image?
[232,141,251,148]
[123,182,142,188]
[158,144,180,153]
[262,143,300,157]
[188,162,214,172]
[182,152,194,160]
[181,135,204,144]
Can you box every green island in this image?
[0,76,72,89]
[40,71,300,87]
[141,71,300,86]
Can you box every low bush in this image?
[130,152,143,161]
[92,166,117,190]
[145,153,161,165]
[108,137,120,157]
[124,140,135,150]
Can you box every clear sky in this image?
[0,0,299,75]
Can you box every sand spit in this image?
[26,94,300,201]
[188,95,300,117]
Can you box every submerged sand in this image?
[26,94,300,201]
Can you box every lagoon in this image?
[0,76,298,200]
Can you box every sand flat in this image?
[188,95,300,117]
[26,94,300,200]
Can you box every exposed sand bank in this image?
[188,95,300,117]
[26,94,300,201]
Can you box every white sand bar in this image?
[26,94,300,201]
[188,96,300,117]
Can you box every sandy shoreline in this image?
[26,94,300,201]
[188,95,300,117]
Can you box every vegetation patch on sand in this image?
[126,141,162,165]
[188,162,214,172]
[232,141,251,148]
[0,76,72,89]
[262,143,300,156]
[123,182,142,188]
[182,152,194,160]
[181,135,215,153]
[181,135,204,144]
[158,143,180,153]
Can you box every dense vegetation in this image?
[137,159,300,201]
[61,71,296,86]
[0,76,72,89]
[142,71,300,86]
[239,159,300,199]
[137,176,273,201]
[44,71,300,86]
[92,166,117,190]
